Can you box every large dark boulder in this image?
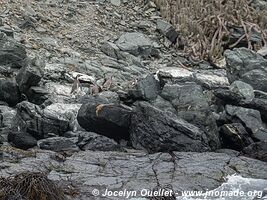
[16,57,44,95]
[0,78,20,106]
[130,102,210,153]
[77,103,132,141]
[242,141,267,162]
[160,82,220,149]
[8,131,37,150]
[219,123,253,151]
[0,32,27,68]
[11,101,69,139]
[224,48,267,92]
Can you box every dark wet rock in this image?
[0,32,27,68]
[219,123,253,151]
[0,78,21,106]
[15,57,44,95]
[77,103,132,141]
[37,137,79,152]
[247,98,267,123]
[161,82,220,149]
[129,74,160,101]
[242,141,267,162]
[77,131,122,151]
[11,101,69,139]
[130,101,210,153]
[225,105,265,136]
[116,32,158,58]
[150,95,177,114]
[8,131,37,150]
[214,88,244,105]
[156,19,178,43]
[27,86,49,105]
[225,48,267,92]
[229,81,254,103]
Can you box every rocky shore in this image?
[0,0,267,199]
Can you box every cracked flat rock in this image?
[1,149,267,200]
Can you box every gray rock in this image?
[243,141,267,162]
[1,148,267,199]
[156,67,194,84]
[38,137,79,152]
[161,82,220,149]
[77,131,122,151]
[257,46,267,57]
[248,98,267,123]
[0,27,14,37]
[116,32,158,58]
[225,48,267,92]
[0,105,16,129]
[98,91,120,104]
[44,103,82,132]
[16,57,44,95]
[0,78,21,106]
[78,94,110,105]
[229,81,255,103]
[77,103,132,141]
[130,101,210,153]
[150,95,177,114]
[129,74,160,101]
[253,128,267,141]
[156,19,178,43]
[0,32,27,68]
[11,101,69,139]
[225,105,265,136]
[100,41,121,59]
[8,131,37,150]
[110,0,121,6]
[220,123,253,151]
[194,70,230,89]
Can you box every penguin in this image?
[70,74,82,94]
[89,84,101,96]
[101,76,113,91]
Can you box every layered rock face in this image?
[0,0,267,199]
